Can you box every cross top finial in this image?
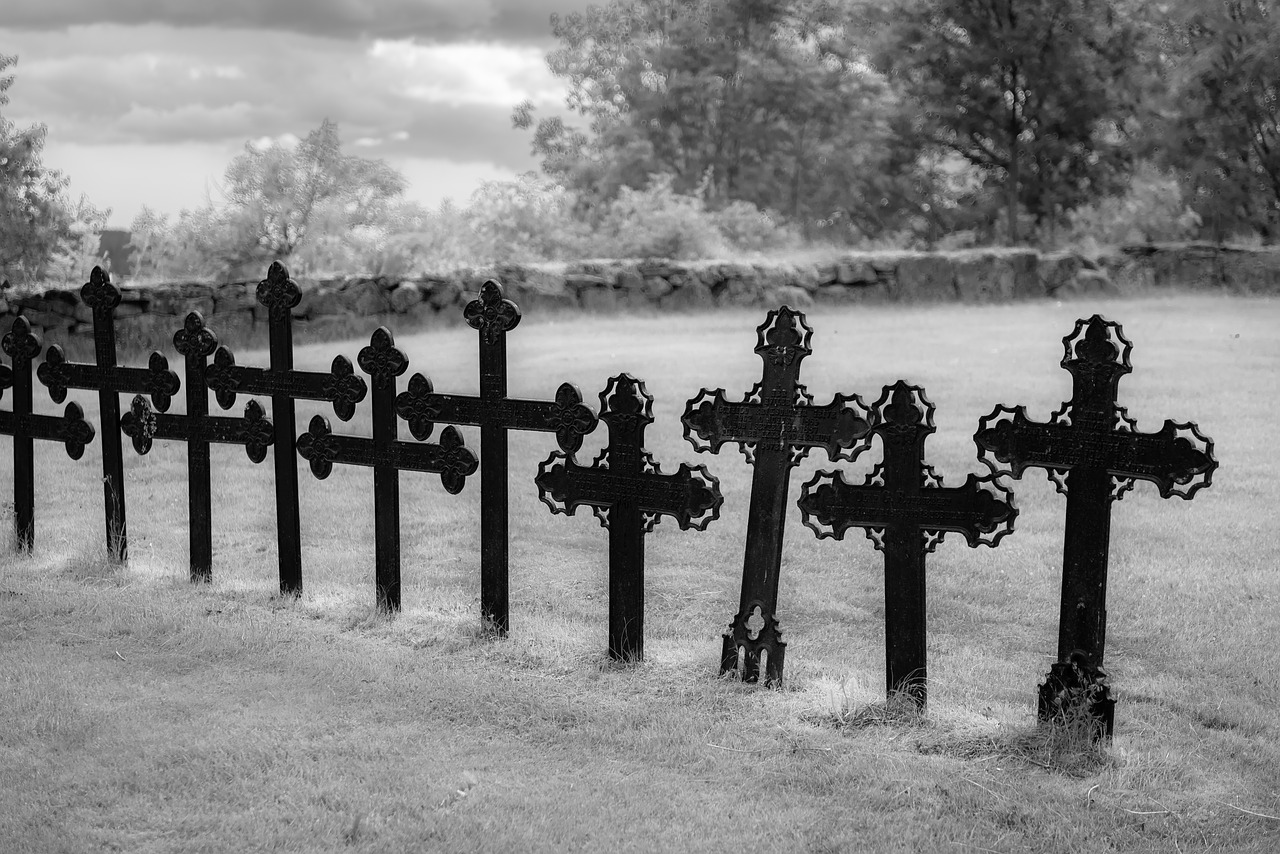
[1063,315,1132,376]
[257,261,302,314]
[3,316,42,363]
[873,380,934,436]
[464,280,522,343]
[755,305,812,367]
[81,266,122,312]
[173,312,218,358]
[358,327,408,383]
[600,373,653,429]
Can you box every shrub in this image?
[591,175,729,259]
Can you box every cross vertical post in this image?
[36,267,180,561]
[799,381,1016,710]
[536,374,723,662]
[296,327,478,613]
[976,315,1216,734]
[0,317,95,551]
[395,280,597,633]
[682,307,871,684]
[204,262,368,595]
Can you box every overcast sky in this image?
[1,0,593,228]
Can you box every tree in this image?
[869,0,1143,243]
[220,118,406,267]
[1159,0,1280,241]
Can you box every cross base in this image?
[1037,650,1115,742]
[720,607,786,686]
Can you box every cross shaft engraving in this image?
[975,315,1216,734]
[395,280,596,633]
[296,326,478,613]
[800,381,1016,710]
[537,374,722,662]
[204,261,369,594]
[682,306,871,685]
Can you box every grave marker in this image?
[395,280,598,633]
[36,267,180,560]
[1,317,96,551]
[536,374,723,662]
[120,312,274,581]
[296,327,478,612]
[799,381,1016,710]
[682,307,871,684]
[975,315,1216,733]
[204,261,368,595]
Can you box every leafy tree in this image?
[868,0,1143,243]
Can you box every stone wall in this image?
[4,243,1277,353]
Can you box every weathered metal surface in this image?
[975,315,1217,735]
[682,306,871,685]
[536,374,722,662]
[35,267,180,560]
[1,316,96,551]
[295,326,478,612]
[800,381,1016,710]
[395,280,597,633]
[119,311,273,582]
[204,261,369,595]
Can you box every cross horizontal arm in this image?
[296,415,477,494]
[683,389,870,460]
[535,452,722,531]
[121,395,273,462]
[0,404,95,459]
[206,349,367,420]
[38,347,180,410]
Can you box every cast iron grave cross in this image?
[37,267,180,560]
[1,316,95,551]
[296,327,478,613]
[975,315,1216,734]
[536,374,723,662]
[799,381,1016,711]
[121,312,274,582]
[682,307,871,685]
[395,280,598,634]
[204,261,368,595]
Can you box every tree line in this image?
[2,0,1277,285]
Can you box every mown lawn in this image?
[2,293,1277,853]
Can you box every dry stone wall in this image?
[4,243,1277,353]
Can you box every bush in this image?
[1064,163,1202,247]
[711,201,801,253]
[591,175,729,259]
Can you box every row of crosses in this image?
[0,265,1218,734]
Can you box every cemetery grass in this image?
[2,293,1278,853]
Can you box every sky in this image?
[1,0,594,229]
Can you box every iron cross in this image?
[296,326,478,613]
[204,261,369,595]
[36,267,180,561]
[536,374,723,663]
[1,317,96,551]
[682,306,871,685]
[395,280,598,634]
[799,381,1016,710]
[975,315,1216,732]
[121,312,274,582]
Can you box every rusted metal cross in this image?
[395,280,597,634]
[1,317,96,551]
[800,381,1016,711]
[682,307,870,685]
[536,374,723,662]
[296,327,478,613]
[36,267,180,560]
[121,312,274,582]
[204,261,368,595]
[975,315,1216,733]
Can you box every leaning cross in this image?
[296,327,478,613]
[536,374,723,662]
[121,312,275,582]
[682,306,871,684]
[36,267,180,560]
[1,317,96,551]
[799,381,1016,711]
[395,280,598,634]
[975,315,1216,733]
[204,261,368,595]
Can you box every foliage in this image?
[590,174,730,259]
[1063,162,1202,247]
[465,174,589,263]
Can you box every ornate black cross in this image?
[682,307,871,685]
[799,381,1016,711]
[1,317,95,551]
[975,315,1216,733]
[536,374,723,662]
[121,312,274,582]
[204,261,368,595]
[296,327,478,613]
[36,267,180,560]
[395,280,597,633]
